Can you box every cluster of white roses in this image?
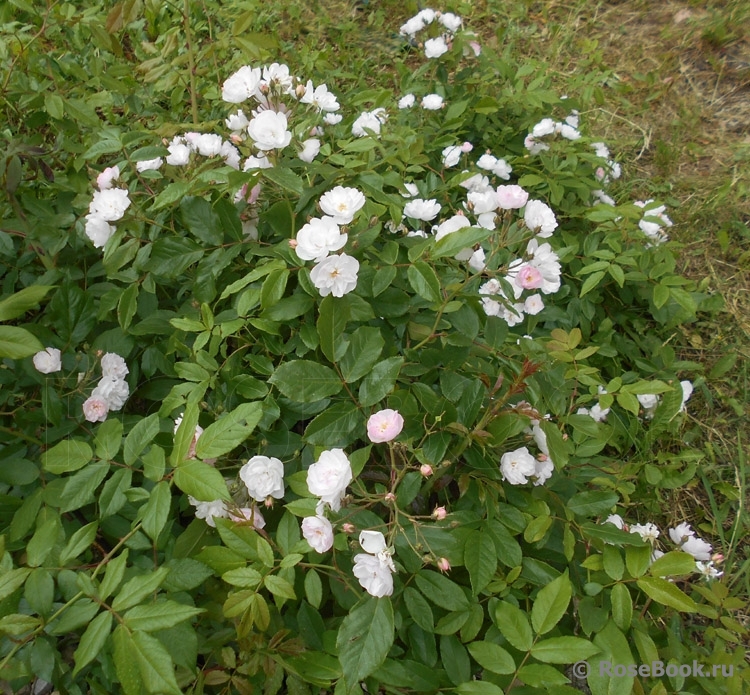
[399,8,464,59]
[524,113,582,155]
[606,515,722,579]
[292,186,366,297]
[638,381,693,419]
[84,166,131,248]
[82,353,130,423]
[635,199,674,245]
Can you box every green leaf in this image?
[517,664,570,687]
[653,282,670,309]
[141,482,171,541]
[118,283,139,331]
[580,270,606,297]
[171,403,200,467]
[263,166,304,195]
[27,516,61,567]
[456,682,505,695]
[403,587,434,631]
[124,414,160,466]
[494,602,533,651]
[304,569,323,609]
[111,567,171,612]
[124,601,203,631]
[194,402,263,459]
[173,460,231,502]
[337,598,395,687]
[407,262,442,303]
[358,356,404,407]
[99,549,129,600]
[264,575,297,600]
[317,294,350,363]
[567,491,619,517]
[145,237,203,277]
[415,570,469,611]
[181,196,223,245]
[59,521,98,565]
[60,462,109,513]
[440,634,471,685]
[339,326,385,384]
[269,360,342,402]
[73,611,112,676]
[636,577,697,612]
[151,181,191,211]
[130,629,182,695]
[221,567,263,588]
[0,568,31,602]
[648,551,696,577]
[261,268,290,309]
[530,636,600,663]
[0,325,44,358]
[0,285,55,322]
[431,226,493,259]
[611,583,632,631]
[304,402,362,446]
[94,419,123,461]
[467,641,516,675]
[531,571,572,635]
[464,531,497,595]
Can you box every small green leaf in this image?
[636,577,697,612]
[648,551,697,578]
[41,440,93,475]
[407,262,442,303]
[73,611,112,676]
[111,567,171,612]
[0,285,55,322]
[611,583,632,631]
[269,360,343,402]
[403,587,434,631]
[358,356,403,407]
[467,641,516,675]
[531,571,572,635]
[494,602,533,651]
[264,574,296,600]
[59,522,98,566]
[304,569,322,609]
[530,636,599,663]
[124,600,203,631]
[415,571,469,611]
[194,402,263,459]
[141,482,171,541]
[173,460,231,502]
[464,531,497,595]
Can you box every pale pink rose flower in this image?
[420,464,433,477]
[437,557,451,572]
[367,409,404,443]
[496,185,529,210]
[517,265,543,289]
[82,396,108,423]
[33,347,62,374]
[302,515,334,553]
[432,506,447,520]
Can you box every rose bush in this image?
[0,3,744,695]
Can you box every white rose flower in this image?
[84,214,115,248]
[605,514,626,530]
[300,80,340,112]
[301,516,334,553]
[82,396,108,423]
[295,217,347,262]
[225,110,249,132]
[352,109,386,137]
[222,66,262,103]
[135,157,162,172]
[399,16,425,37]
[403,198,441,221]
[681,535,712,561]
[319,186,366,225]
[166,138,191,166]
[468,248,486,271]
[496,185,529,210]
[323,112,343,125]
[89,188,131,222]
[187,133,224,157]
[398,94,415,109]
[523,294,545,315]
[244,154,272,171]
[500,446,537,485]
[239,455,285,502]
[310,254,360,298]
[524,200,558,237]
[476,154,498,170]
[298,138,321,163]
[439,12,463,32]
[424,36,449,58]
[637,393,659,418]
[33,347,62,374]
[247,110,292,151]
[188,497,229,528]
[421,94,444,110]
[467,189,498,215]
[352,553,394,597]
[534,457,554,486]
[96,166,119,190]
[532,118,556,138]
[101,353,129,379]
[306,448,353,512]
[262,62,294,93]
[91,375,129,411]
[460,173,490,192]
[492,158,512,179]
[526,239,562,294]
[441,145,462,168]
[630,522,660,544]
